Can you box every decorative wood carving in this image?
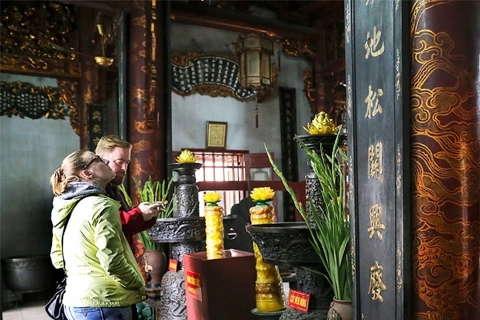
[0,81,70,120]
[57,80,79,135]
[280,38,316,58]
[279,87,299,222]
[0,1,81,78]
[171,52,257,101]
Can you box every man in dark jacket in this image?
[95,136,163,283]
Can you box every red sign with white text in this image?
[185,269,202,301]
[287,289,310,313]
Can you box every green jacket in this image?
[50,182,146,307]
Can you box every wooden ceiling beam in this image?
[60,0,122,12]
[170,2,320,42]
[297,1,326,14]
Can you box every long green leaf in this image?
[134,176,177,219]
[118,184,133,208]
[265,131,351,301]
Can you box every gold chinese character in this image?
[92,110,102,121]
[368,260,387,302]
[365,26,385,59]
[368,142,383,181]
[92,124,102,134]
[367,204,385,240]
[364,85,383,119]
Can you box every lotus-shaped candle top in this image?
[176,149,197,163]
[303,111,340,135]
[250,187,275,205]
[204,191,222,206]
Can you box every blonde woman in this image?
[50,150,145,320]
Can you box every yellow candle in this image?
[204,192,224,260]
[250,187,285,312]
[205,205,224,259]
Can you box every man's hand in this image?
[138,202,165,221]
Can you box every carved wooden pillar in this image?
[78,6,97,149]
[154,0,170,179]
[345,1,410,319]
[410,1,480,319]
[128,0,166,189]
[313,35,328,116]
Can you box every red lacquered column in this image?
[410,1,480,319]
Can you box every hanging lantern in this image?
[235,33,274,90]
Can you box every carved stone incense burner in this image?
[247,222,333,320]
[147,162,205,320]
[296,134,347,226]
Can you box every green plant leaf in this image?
[118,184,133,208]
[134,176,177,219]
[137,230,157,251]
[264,131,351,301]
[130,176,179,251]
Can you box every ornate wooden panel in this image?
[0,81,70,119]
[87,103,106,150]
[0,1,80,79]
[171,53,256,101]
[345,1,411,319]
[279,87,299,222]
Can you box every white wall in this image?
[0,18,314,260]
[170,22,313,221]
[171,22,312,178]
[0,73,79,258]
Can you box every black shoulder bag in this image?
[45,196,91,320]
[45,271,67,319]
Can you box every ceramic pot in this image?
[144,250,167,286]
[1,255,62,293]
[327,298,352,320]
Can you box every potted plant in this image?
[120,176,177,286]
[265,123,352,319]
[133,176,177,250]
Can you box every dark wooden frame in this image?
[206,121,228,149]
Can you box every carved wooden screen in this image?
[171,53,256,101]
[345,1,411,319]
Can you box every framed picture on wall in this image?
[206,121,227,149]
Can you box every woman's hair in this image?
[95,135,132,154]
[50,150,93,196]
